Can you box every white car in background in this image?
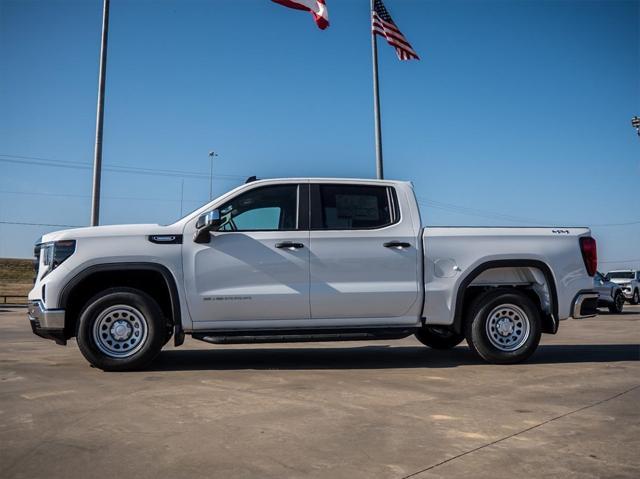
[605,270,640,304]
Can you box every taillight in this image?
[579,236,597,277]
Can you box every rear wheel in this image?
[76,287,165,371]
[631,289,639,305]
[415,326,465,349]
[609,292,625,314]
[464,289,542,364]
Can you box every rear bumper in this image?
[27,300,67,345]
[571,291,599,319]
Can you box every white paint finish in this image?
[29,225,189,329]
[422,227,593,324]
[28,177,596,339]
[309,232,420,319]
[182,231,310,322]
[308,180,421,321]
[179,179,311,325]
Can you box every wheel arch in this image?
[59,262,184,345]
[452,260,559,335]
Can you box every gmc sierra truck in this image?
[28,178,599,371]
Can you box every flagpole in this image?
[370,0,384,180]
[91,0,110,226]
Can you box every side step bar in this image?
[192,327,418,345]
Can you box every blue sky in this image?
[1,0,638,269]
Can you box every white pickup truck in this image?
[28,178,599,371]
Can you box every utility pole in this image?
[370,0,384,180]
[208,151,217,200]
[91,0,110,226]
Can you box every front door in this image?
[183,183,310,324]
[309,183,420,323]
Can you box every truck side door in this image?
[183,183,310,324]
[308,182,420,323]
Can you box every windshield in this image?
[606,272,634,280]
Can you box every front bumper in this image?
[28,300,67,345]
[571,291,599,319]
[621,289,633,299]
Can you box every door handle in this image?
[275,241,304,249]
[384,241,411,248]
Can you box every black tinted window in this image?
[218,185,298,231]
[316,185,394,230]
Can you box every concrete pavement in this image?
[1,306,638,478]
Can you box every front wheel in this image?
[464,290,542,364]
[76,287,165,371]
[630,289,640,305]
[609,292,625,314]
[415,326,465,349]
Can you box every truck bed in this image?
[421,226,593,325]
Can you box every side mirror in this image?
[194,210,221,243]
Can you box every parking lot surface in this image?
[1,306,639,478]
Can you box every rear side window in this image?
[312,184,397,230]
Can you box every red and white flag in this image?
[272,0,329,30]
[372,0,419,60]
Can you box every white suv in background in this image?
[605,270,640,304]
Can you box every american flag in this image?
[372,0,419,61]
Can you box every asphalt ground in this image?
[1,305,639,478]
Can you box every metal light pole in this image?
[370,0,383,180]
[208,151,218,200]
[632,116,640,137]
[90,0,110,226]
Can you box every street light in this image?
[632,116,640,137]
[208,151,218,200]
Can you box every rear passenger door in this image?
[308,183,420,323]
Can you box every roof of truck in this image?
[246,177,412,185]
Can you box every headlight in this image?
[39,240,76,278]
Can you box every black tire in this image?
[415,326,465,349]
[608,292,625,314]
[464,289,542,364]
[631,289,640,305]
[76,287,165,371]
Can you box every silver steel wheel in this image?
[485,303,531,352]
[92,305,148,358]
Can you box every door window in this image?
[217,185,298,231]
[312,184,397,230]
